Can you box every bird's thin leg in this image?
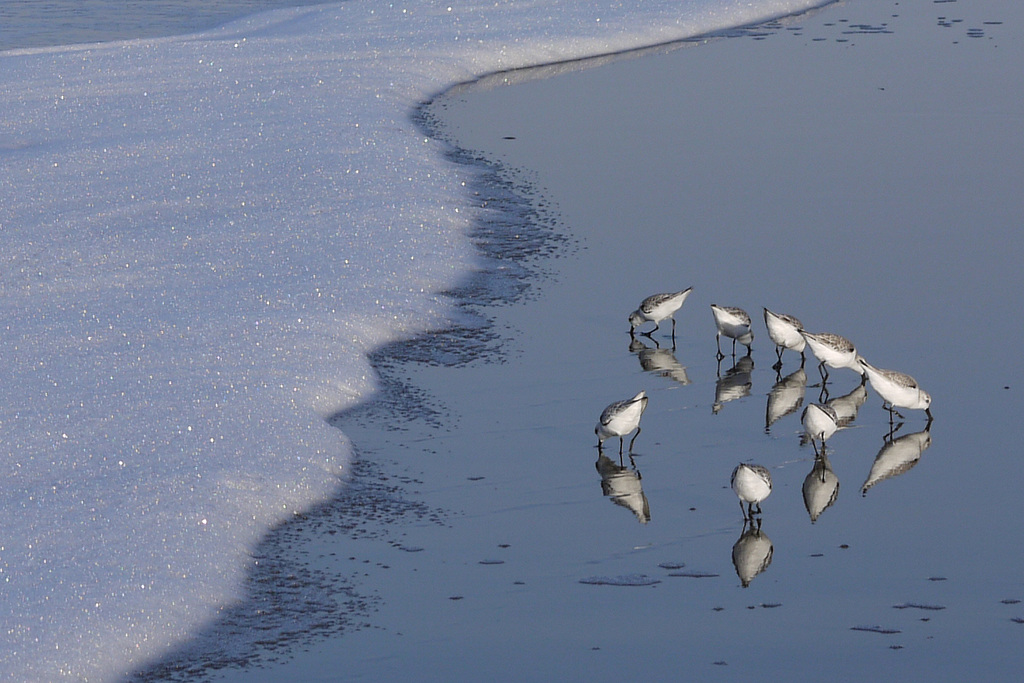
[628,427,641,452]
[739,500,748,521]
[925,407,933,425]
[671,318,677,341]
[731,337,737,357]
[818,360,829,383]
[716,333,725,361]
[618,437,624,456]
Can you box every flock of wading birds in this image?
[594,287,934,523]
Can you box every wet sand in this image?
[136,0,1024,680]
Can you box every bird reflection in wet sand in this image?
[765,366,806,431]
[630,336,690,386]
[802,452,840,523]
[595,453,650,523]
[595,390,648,456]
[713,354,752,414]
[801,402,838,456]
[629,287,693,340]
[711,304,753,360]
[826,378,868,428]
[731,463,772,521]
[763,308,806,369]
[858,358,933,425]
[732,518,773,588]
[862,425,932,496]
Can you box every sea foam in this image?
[0,0,826,679]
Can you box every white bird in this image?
[595,390,649,455]
[731,463,772,520]
[763,308,806,367]
[801,331,865,381]
[858,358,933,421]
[711,304,753,358]
[801,402,839,455]
[629,287,693,339]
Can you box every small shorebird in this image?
[595,390,649,455]
[858,358,932,422]
[629,287,693,339]
[802,402,839,455]
[731,463,772,520]
[711,305,753,359]
[801,331,864,381]
[763,308,806,367]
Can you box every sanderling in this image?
[629,287,693,339]
[858,358,933,421]
[763,308,806,367]
[595,390,649,455]
[801,331,864,381]
[731,463,772,520]
[801,402,839,455]
[711,304,753,359]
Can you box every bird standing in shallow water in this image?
[858,358,932,424]
[731,463,772,521]
[802,402,839,455]
[629,287,693,340]
[711,305,753,359]
[595,390,649,456]
[800,331,864,382]
[763,308,805,368]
